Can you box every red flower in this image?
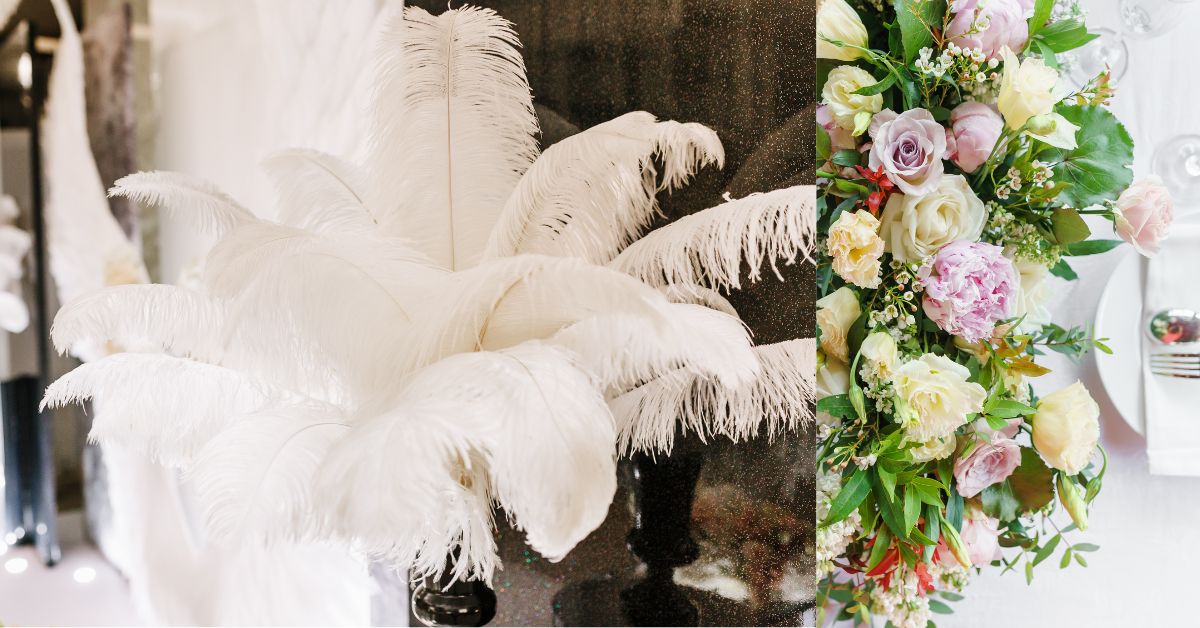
[856,165,897,216]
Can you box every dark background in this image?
[408,1,815,625]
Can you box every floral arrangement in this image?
[815,0,1173,625]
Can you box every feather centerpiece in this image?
[43,4,816,583]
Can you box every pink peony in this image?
[918,241,1018,343]
[960,512,1002,566]
[868,108,947,196]
[945,0,1035,60]
[947,102,1003,174]
[1115,176,1173,256]
[954,437,1020,498]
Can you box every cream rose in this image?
[859,331,898,379]
[821,65,883,132]
[893,354,987,443]
[817,0,868,61]
[879,174,987,263]
[827,210,885,288]
[817,287,861,363]
[1032,381,1100,474]
[997,48,1059,130]
[1013,259,1052,333]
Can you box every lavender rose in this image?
[945,0,1035,60]
[918,241,1018,343]
[947,102,1003,174]
[1115,176,1174,256]
[868,108,947,195]
[954,437,1020,498]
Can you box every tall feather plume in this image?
[610,338,816,455]
[261,149,378,234]
[50,284,224,361]
[110,171,259,236]
[659,284,739,317]
[188,402,348,543]
[483,112,725,264]
[365,6,539,270]
[42,353,274,465]
[609,185,816,291]
[315,342,616,584]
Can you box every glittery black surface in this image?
[405,2,816,625]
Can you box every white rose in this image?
[997,48,1059,131]
[827,210,884,288]
[821,65,883,132]
[1032,381,1100,474]
[879,174,987,263]
[909,434,957,463]
[893,354,987,443]
[817,287,861,363]
[816,359,850,427]
[1013,259,1052,333]
[859,331,898,379]
[817,0,869,61]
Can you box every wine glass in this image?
[1152,135,1200,207]
[1062,0,1196,88]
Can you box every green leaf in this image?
[1074,553,1088,567]
[1064,239,1123,256]
[868,525,893,570]
[1047,105,1135,208]
[1049,258,1078,280]
[823,469,872,526]
[928,600,953,615]
[903,486,921,532]
[1010,448,1056,514]
[816,123,832,164]
[1036,19,1099,53]
[1073,543,1100,552]
[940,591,964,602]
[832,149,861,168]
[984,414,1011,431]
[1060,547,1073,568]
[1028,0,1055,39]
[1033,534,1061,566]
[854,73,897,96]
[873,474,912,542]
[981,482,1020,521]
[893,0,946,63]
[1051,207,1091,245]
[878,466,898,497]
[984,398,1037,418]
[1025,561,1034,584]
[817,394,857,419]
[946,490,964,530]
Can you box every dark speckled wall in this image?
[406,2,815,625]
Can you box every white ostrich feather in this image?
[365,5,539,269]
[316,342,615,583]
[659,284,739,317]
[42,353,273,465]
[484,111,724,264]
[552,303,757,394]
[50,284,224,361]
[610,185,816,291]
[261,149,378,234]
[110,171,259,236]
[610,338,816,455]
[188,402,348,543]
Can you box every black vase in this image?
[410,554,498,627]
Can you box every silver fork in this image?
[1149,353,1200,379]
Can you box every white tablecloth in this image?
[954,4,1200,625]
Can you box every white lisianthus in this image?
[817,287,861,364]
[892,354,987,443]
[817,0,869,61]
[1013,259,1052,333]
[1024,112,1079,150]
[997,48,1059,130]
[827,210,885,288]
[1032,381,1100,474]
[821,65,884,131]
[909,434,957,463]
[878,175,987,263]
[859,331,899,379]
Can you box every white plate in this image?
[1094,250,1144,435]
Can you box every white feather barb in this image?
[483,111,725,264]
[110,171,258,236]
[366,5,539,269]
[42,353,275,466]
[610,338,816,455]
[609,185,816,292]
[50,284,224,361]
[261,149,378,234]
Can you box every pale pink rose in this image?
[960,512,1002,566]
[868,108,947,195]
[954,437,1020,498]
[947,102,1003,173]
[945,0,1035,60]
[918,241,1018,343]
[1115,176,1174,256]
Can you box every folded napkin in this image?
[1144,223,1200,475]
